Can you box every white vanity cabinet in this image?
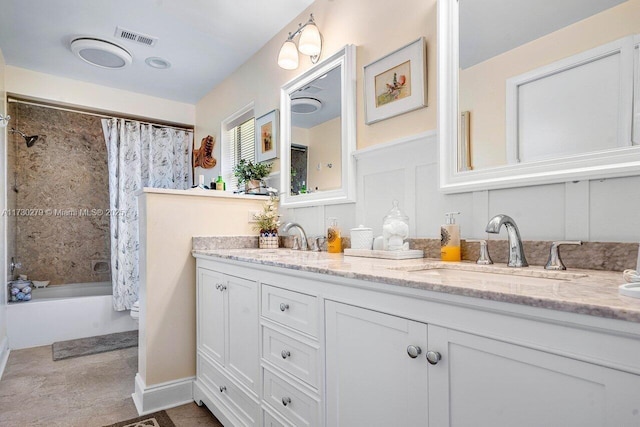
[194,254,640,427]
[194,262,260,426]
[259,284,323,427]
[427,326,640,426]
[325,301,429,426]
[326,300,640,427]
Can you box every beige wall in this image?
[196,0,437,180]
[138,192,264,386]
[460,0,640,169]
[5,66,195,126]
[1,48,7,344]
[307,117,342,191]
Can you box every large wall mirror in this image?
[280,45,356,207]
[438,0,640,193]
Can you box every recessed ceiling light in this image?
[145,57,171,69]
[70,37,132,69]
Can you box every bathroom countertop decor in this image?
[192,248,640,323]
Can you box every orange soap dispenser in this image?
[441,212,461,261]
[327,217,342,253]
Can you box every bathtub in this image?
[6,281,138,350]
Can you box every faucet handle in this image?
[465,239,493,265]
[292,236,300,250]
[312,236,325,252]
[545,241,582,270]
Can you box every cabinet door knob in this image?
[281,350,291,359]
[282,396,292,406]
[219,385,226,393]
[426,351,442,365]
[279,303,290,312]
[407,345,422,358]
[215,283,221,290]
[219,285,227,291]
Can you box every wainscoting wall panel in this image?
[281,130,640,244]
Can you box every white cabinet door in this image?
[428,326,640,427]
[197,268,226,366]
[325,301,429,427]
[226,274,259,394]
[197,268,259,395]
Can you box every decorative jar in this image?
[259,231,279,249]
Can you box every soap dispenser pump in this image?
[441,212,461,261]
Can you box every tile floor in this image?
[0,345,222,426]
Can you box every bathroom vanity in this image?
[192,248,640,427]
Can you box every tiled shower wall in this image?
[7,102,111,285]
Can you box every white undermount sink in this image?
[388,262,588,281]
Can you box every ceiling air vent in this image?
[115,27,158,47]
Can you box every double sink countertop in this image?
[193,248,640,323]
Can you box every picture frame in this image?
[364,37,427,124]
[255,109,279,162]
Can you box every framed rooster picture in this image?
[364,37,427,124]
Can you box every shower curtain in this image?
[102,118,193,311]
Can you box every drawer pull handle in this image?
[279,303,290,312]
[281,350,291,359]
[219,385,227,393]
[407,345,422,359]
[426,350,442,365]
[282,396,292,406]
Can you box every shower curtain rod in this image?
[7,97,194,132]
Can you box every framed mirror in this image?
[280,45,356,207]
[438,0,640,193]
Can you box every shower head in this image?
[9,128,39,147]
[24,135,39,147]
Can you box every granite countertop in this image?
[192,248,640,323]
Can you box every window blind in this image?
[222,117,255,190]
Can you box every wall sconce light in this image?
[0,114,11,128]
[277,14,323,70]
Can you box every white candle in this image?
[199,175,205,186]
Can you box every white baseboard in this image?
[132,373,195,415]
[0,336,10,380]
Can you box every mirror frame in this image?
[438,0,640,194]
[280,44,357,207]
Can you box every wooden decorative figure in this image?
[193,135,217,169]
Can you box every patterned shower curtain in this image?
[102,118,193,311]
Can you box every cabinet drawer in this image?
[198,355,259,426]
[261,284,318,337]
[263,407,293,427]
[262,326,320,389]
[263,368,320,427]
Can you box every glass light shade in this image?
[298,23,321,56]
[278,40,299,70]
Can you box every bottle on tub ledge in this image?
[327,217,342,253]
[441,212,461,261]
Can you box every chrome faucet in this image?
[485,214,528,268]
[281,222,309,251]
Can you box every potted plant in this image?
[233,159,272,193]
[253,196,281,249]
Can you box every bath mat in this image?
[52,330,138,361]
[102,410,176,427]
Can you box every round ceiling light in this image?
[70,38,132,69]
[145,57,171,69]
[291,97,322,114]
